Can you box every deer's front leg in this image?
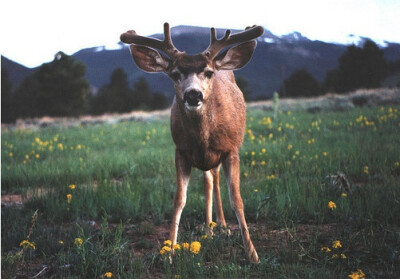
[222,151,259,263]
[170,149,191,245]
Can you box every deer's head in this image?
[121,23,263,111]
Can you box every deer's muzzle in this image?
[184,89,203,108]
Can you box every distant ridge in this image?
[3,25,400,99]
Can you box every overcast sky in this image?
[1,0,399,68]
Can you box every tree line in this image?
[280,40,400,98]
[1,52,169,123]
[2,41,399,123]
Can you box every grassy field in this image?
[2,105,400,278]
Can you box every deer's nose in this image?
[184,89,203,106]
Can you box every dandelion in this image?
[182,242,190,250]
[58,240,64,245]
[332,240,342,249]
[19,240,36,250]
[164,239,172,246]
[35,154,40,159]
[288,144,293,150]
[74,238,83,246]
[328,201,337,210]
[190,241,201,254]
[261,148,266,153]
[69,184,76,190]
[209,221,217,229]
[66,194,72,204]
[341,253,347,259]
[104,272,113,278]
[363,166,369,175]
[254,188,258,192]
[243,172,248,177]
[323,152,328,156]
[348,269,366,279]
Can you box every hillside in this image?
[2,25,400,99]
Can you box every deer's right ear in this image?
[129,45,170,73]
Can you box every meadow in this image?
[1,105,400,278]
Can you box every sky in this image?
[1,0,400,68]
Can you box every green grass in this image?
[2,106,400,278]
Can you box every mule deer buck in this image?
[120,23,264,263]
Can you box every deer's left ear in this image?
[214,40,257,71]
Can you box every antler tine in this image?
[204,25,264,59]
[120,22,181,59]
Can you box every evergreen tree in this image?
[282,69,321,97]
[90,68,132,114]
[324,40,387,93]
[1,68,14,123]
[132,77,152,110]
[13,52,90,118]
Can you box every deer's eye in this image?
[170,72,181,82]
[204,70,214,79]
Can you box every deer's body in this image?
[171,70,245,171]
[121,23,263,263]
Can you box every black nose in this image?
[184,90,203,106]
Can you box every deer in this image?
[120,23,264,263]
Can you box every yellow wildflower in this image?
[209,221,217,229]
[104,272,113,278]
[341,192,348,197]
[321,246,331,252]
[182,242,190,250]
[74,238,83,246]
[163,239,172,246]
[323,152,328,156]
[261,148,266,153]
[341,253,347,259]
[328,201,337,210]
[288,144,293,150]
[348,269,366,279]
[363,166,369,175]
[69,184,76,190]
[190,241,201,254]
[331,254,339,259]
[173,244,181,250]
[19,240,36,250]
[160,245,171,255]
[332,240,342,249]
[67,194,72,204]
[58,240,64,245]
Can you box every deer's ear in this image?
[129,45,170,73]
[214,41,256,71]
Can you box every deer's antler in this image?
[120,22,181,59]
[203,25,264,59]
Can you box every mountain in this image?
[3,25,400,99]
